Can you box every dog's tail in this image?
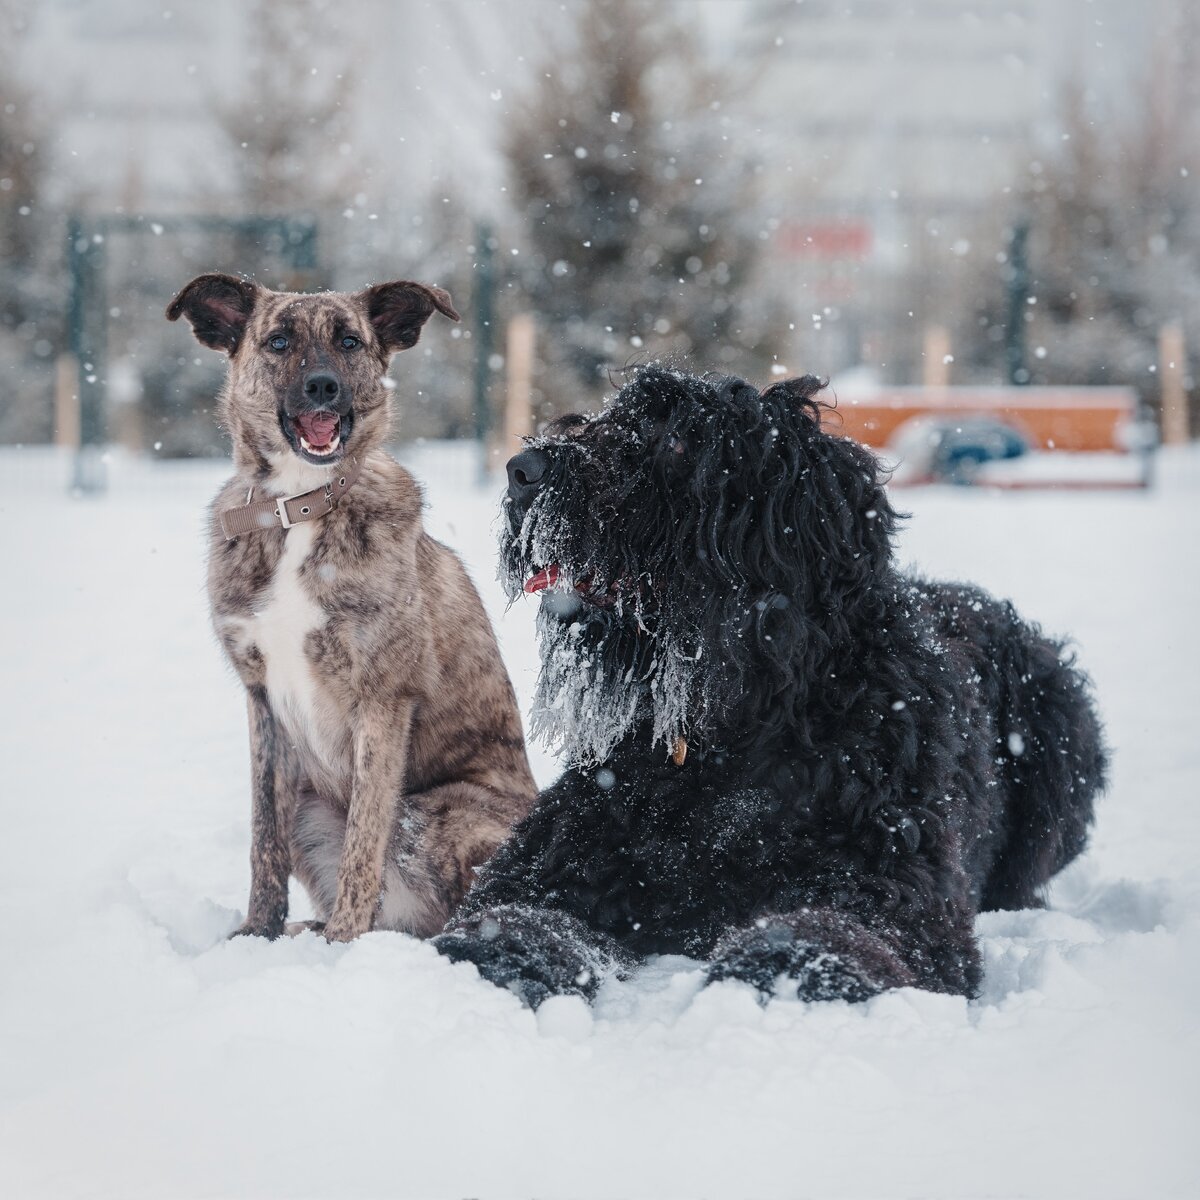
[980,607,1108,911]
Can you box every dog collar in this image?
[219,456,363,540]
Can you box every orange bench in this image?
[823,386,1154,488]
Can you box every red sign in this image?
[779,221,873,260]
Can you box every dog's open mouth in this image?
[524,565,565,595]
[284,409,352,463]
[523,565,625,611]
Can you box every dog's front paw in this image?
[433,905,622,1008]
[706,926,879,1002]
[228,917,285,941]
[706,912,914,1003]
[432,915,563,1007]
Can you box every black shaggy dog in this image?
[433,367,1107,1006]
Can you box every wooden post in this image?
[494,313,535,470]
[1159,321,1189,445]
[923,325,952,388]
[55,354,80,448]
[473,223,495,482]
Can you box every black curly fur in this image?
[433,367,1108,1006]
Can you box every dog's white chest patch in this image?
[259,525,322,723]
[239,524,339,767]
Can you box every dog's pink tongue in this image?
[297,411,339,447]
[524,565,562,594]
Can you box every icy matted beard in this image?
[528,595,706,767]
[505,477,709,764]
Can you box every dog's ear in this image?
[762,376,898,587]
[809,427,897,578]
[166,274,261,354]
[359,280,461,354]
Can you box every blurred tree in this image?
[0,0,60,443]
[505,0,781,411]
[956,8,1200,431]
[213,0,356,282]
[368,190,481,443]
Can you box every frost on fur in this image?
[503,458,709,764]
[527,598,705,765]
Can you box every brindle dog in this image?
[167,273,536,942]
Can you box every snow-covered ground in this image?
[1,442,1197,1200]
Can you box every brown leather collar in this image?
[219,455,364,540]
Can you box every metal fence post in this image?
[1005,218,1030,387]
[68,215,108,494]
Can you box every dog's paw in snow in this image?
[705,911,916,1003]
[434,904,627,1008]
[228,916,285,941]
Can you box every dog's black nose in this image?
[507,448,550,503]
[303,373,340,405]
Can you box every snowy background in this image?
[1,441,1197,1199]
[5,0,1200,447]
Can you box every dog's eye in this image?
[268,335,289,352]
[340,335,361,351]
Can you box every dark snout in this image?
[507,448,550,505]
[300,372,347,413]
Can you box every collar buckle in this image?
[275,496,295,529]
